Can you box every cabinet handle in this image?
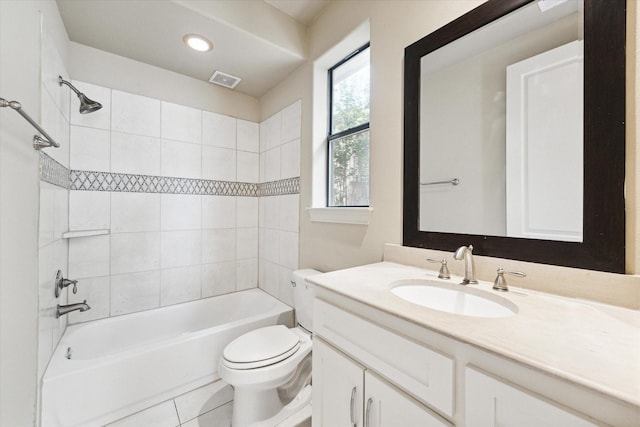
[350,387,357,427]
[365,397,373,427]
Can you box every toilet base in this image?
[232,386,284,427]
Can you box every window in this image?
[327,43,370,207]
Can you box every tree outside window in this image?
[328,44,370,207]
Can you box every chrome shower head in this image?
[58,76,103,114]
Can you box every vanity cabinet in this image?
[465,367,597,427]
[313,298,612,427]
[313,338,450,427]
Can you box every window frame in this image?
[326,42,371,208]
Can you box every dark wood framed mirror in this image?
[403,0,625,273]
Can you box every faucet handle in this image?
[493,268,526,292]
[55,270,79,297]
[426,258,451,279]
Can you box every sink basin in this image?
[391,281,518,318]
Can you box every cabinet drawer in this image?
[314,299,454,417]
[465,366,598,427]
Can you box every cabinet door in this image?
[465,366,597,427]
[313,339,364,427]
[364,372,451,427]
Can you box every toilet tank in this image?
[291,269,322,332]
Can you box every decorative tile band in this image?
[39,152,70,189]
[258,177,300,197]
[69,170,299,197]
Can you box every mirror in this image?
[403,0,625,273]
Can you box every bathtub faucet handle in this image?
[55,270,78,297]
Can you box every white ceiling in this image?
[56,0,329,98]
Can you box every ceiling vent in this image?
[209,71,242,89]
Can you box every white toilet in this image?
[219,269,322,427]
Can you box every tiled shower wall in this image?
[66,82,300,323]
[37,24,71,383]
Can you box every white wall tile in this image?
[202,111,236,149]
[259,260,279,297]
[39,183,55,248]
[237,119,259,153]
[41,30,69,121]
[265,147,281,182]
[259,121,267,153]
[236,227,258,260]
[263,229,279,264]
[53,186,69,241]
[111,232,160,275]
[70,125,110,171]
[69,191,110,231]
[281,100,301,143]
[202,196,236,229]
[262,196,279,230]
[175,381,233,425]
[279,194,299,233]
[111,193,160,233]
[279,231,299,270]
[110,270,161,316]
[236,151,258,183]
[278,266,295,306]
[161,230,202,268]
[69,235,110,279]
[161,140,201,179]
[161,101,202,144]
[161,265,201,306]
[202,146,236,181]
[264,112,282,151]
[280,139,300,179]
[161,194,201,231]
[70,81,111,130]
[202,229,236,264]
[236,259,258,291]
[236,197,258,228]
[202,261,236,297]
[259,151,267,183]
[68,276,110,323]
[111,90,160,137]
[111,131,161,176]
[41,88,69,167]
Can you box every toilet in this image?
[219,269,322,427]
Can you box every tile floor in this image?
[106,380,233,427]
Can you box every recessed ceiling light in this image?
[183,34,213,52]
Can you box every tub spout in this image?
[56,300,90,318]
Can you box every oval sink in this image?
[391,281,518,318]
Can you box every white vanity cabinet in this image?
[313,338,450,427]
[312,298,621,426]
[465,367,597,427]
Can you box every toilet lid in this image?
[223,325,300,368]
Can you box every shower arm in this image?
[0,97,59,150]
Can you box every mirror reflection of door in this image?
[506,40,583,242]
[418,0,583,242]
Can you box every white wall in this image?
[69,42,261,123]
[262,0,640,280]
[0,1,70,425]
[261,0,485,272]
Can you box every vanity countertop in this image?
[307,261,640,408]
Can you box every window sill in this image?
[307,207,373,225]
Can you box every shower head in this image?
[58,76,103,114]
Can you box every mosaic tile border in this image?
[258,177,300,197]
[39,152,70,189]
[69,170,299,197]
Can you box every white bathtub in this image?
[42,289,294,427]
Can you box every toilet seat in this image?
[223,325,301,370]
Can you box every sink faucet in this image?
[453,245,478,285]
[56,300,90,318]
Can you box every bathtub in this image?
[41,289,294,427]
